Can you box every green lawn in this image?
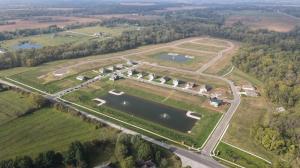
[0,90,36,125]
[63,79,222,148]
[71,26,128,36]
[0,107,118,160]
[0,25,129,51]
[216,142,271,168]
[178,42,226,52]
[10,70,83,94]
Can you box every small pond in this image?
[14,42,43,50]
[157,53,194,63]
[101,93,197,132]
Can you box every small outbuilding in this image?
[148,73,155,81]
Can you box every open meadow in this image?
[0,90,36,125]
[0,107,119,160]
[0,25,129,51]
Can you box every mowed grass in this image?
[194,38,231,47]
[63,79,222,148]
[0,90,36,125]
[0,33,88,51]
[0,26,129,51]
[130,47,217,71]
[0,107,118,160]
[9,69,83,93]
[71,26,128,36]
[177,42,226,52]
[216,142,271,168]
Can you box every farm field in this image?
[0,16,101,32]
[215,142,271,168]
[0,90,36,125]
[224,10,300,32]
[0,107,118,160]
[62,79,223,148]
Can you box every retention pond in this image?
[101,93,197,132]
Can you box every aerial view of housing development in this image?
[0,0,299,168]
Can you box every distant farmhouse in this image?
[237,84,259,97]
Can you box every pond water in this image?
[157,53,194,63]
[101,93,197,132]
[14,42,42,50]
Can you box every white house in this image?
[109,73,119,81]
[137,73,143,79]
[242,84,256,91]
[173,79,179,87]
[185,82,195,89]
[115,64,124,69]
[148,73,155,81]
[0,49,5,54]
[127,69,134,76]
[127,60,133,66]
[210,97,223,107]
[106,66,115,72]
[199,84,212,94]
[76,75,86,81]
[159,77,166,84]
[99,68,108,74]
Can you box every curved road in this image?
[0,37,241,168]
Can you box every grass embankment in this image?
[0,107,118,160]
[0,90,37,125]
[215,142,271,168]
[10,71,83,93]
[63,79,222,148]
[178,42,226,52]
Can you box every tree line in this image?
[0,134,181,168]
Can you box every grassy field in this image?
[0,107,119,160]
[62,79,222,148]
[130,47,217,71]
[4,58,122,94]
[222,69,277,162]
[215,142,271,168]
[0,25,129,51]
[194,38,231,47]
[70,25,129,36]
[0,90,36,125]
[177,42,226,52]
[224,10,300,32]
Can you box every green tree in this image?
[13,156,34,168]
[137,142,152,161]
[120,156,135,168]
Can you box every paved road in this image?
[0,37,240,168]
[138,39,241,156]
